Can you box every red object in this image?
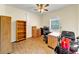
[61,37,71,50]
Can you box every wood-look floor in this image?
[12,36,54,54]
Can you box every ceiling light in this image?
[35,4,49,13]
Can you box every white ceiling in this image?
[7,4,69,14]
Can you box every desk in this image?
[48,32,60,49]
[48,35,58,49]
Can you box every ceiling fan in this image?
[35,4,49,13]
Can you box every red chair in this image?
[61,37,71,50]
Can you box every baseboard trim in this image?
[12,37,32,43]
[27,37,32,39]
[12,39,26,43]
[48,45,55,50]
[12,36,43,43]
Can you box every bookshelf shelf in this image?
[16,20,26,42]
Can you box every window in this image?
[50,17,60,32]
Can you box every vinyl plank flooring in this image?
[12,36,54,54]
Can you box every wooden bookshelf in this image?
[36,28,41,37]
[32,26,38,38]
[32,26,41,38]
[16,20,26,42]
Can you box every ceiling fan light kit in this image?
[36,4,49,13]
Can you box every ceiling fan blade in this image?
[45,4,49,7]
[36,4,39,7]
[44,9,48,11]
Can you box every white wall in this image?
[27,12,41,38]
[0,5,41,42]
[5,5,27,42]
[1,4,79,42]
[0,5,6,15]
[77,5,79,36]
[42,5,78,37]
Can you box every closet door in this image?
[0,16,12,53]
